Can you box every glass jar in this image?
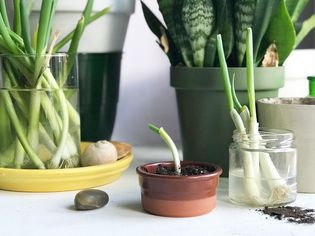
[229,128,297,206]
[0,54,80,169]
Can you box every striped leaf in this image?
[234,0,256,66]
[182,0,215,67]
[173,0,194,67]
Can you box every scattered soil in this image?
[257,206,315,224]
[155,164,215,176]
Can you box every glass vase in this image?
[0,54,80,169]
[229,128,297,206]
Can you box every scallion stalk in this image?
[0,0,109,169]
[149,124,181,175]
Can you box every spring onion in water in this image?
[0,0,109,169]
[217,28,290,205]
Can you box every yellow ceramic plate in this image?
[0,142,133,192]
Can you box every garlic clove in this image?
[80,140,118,166]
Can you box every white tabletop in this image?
[1,146,314,236]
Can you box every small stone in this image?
[74,189,109,210]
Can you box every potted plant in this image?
[257,97,315,193]
[217,28,297,206]
[141,0,315,176]
[136,124,222,217]
[28,0,136,142]
[0,0,109,169]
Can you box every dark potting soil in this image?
[257,206,315,224]
[155,164,215,176]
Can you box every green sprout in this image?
[148,123,181,175]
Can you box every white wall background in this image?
[111,0,180,145]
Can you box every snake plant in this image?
[142,0,315,67]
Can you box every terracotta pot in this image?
[136,161,222,217]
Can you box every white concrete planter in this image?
[30,0,135,52]
[257,97,315,193]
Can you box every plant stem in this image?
[246,28,260,176]
[2,90,45,169]
[149,124,181,174]
[53,7,111,53]
[0,0,10,28]
[217,34,234,111]
[13,0,21,35]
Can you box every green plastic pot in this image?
[79,53,122,142]
[171,67,284,176]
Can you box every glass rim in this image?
[232,127,295,147]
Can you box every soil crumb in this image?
[257,206,315,224]
[155,165,215,176]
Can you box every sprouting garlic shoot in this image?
[80,141,118,166]
[148,124,181,175]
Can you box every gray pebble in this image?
[74,189,109,210]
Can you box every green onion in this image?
[53,7,110,53]
[13,0,21,35]
[0,0,110,169]
[20,0,33,54]
[149,123,181,174]
[0,0,10,28]
[217,28,291,205]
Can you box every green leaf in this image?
[158,0,177,44]
[141,1,181,66]
[20,0,33,54]
[53,7,110,53]
[257,0,295,65]
[204,33,217,67]
[295,14,315,48]
[172,0,194,67]
[67,17,85,78]
[233,0,256,66]
[82,0,94,22]
[0,0,10,28]
[148,124,160,134]
[285,0,309,23]
[213,0,234,59]
[252,0,280,64]
[182,0,215,67]
[13,0,21,35]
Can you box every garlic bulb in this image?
[81,141,118,166]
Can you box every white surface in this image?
[112,1,313,145]
[1,146,314,236]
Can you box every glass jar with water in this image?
[229,128,297,206]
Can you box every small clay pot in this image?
[136,161,222,217]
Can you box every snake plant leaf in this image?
[285,0,309,23]
[234,0,256,67]
[141,1,181,66]
[182,0,215,67]
[257,0,295,65]
[204,33,217,67]
[158,0,194,66]
[204,0,233,67]
[214,0,233,59]
[252,0,280,64]
[295,14,315,48]
[158,0,177,45]
[173,0,194,67]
